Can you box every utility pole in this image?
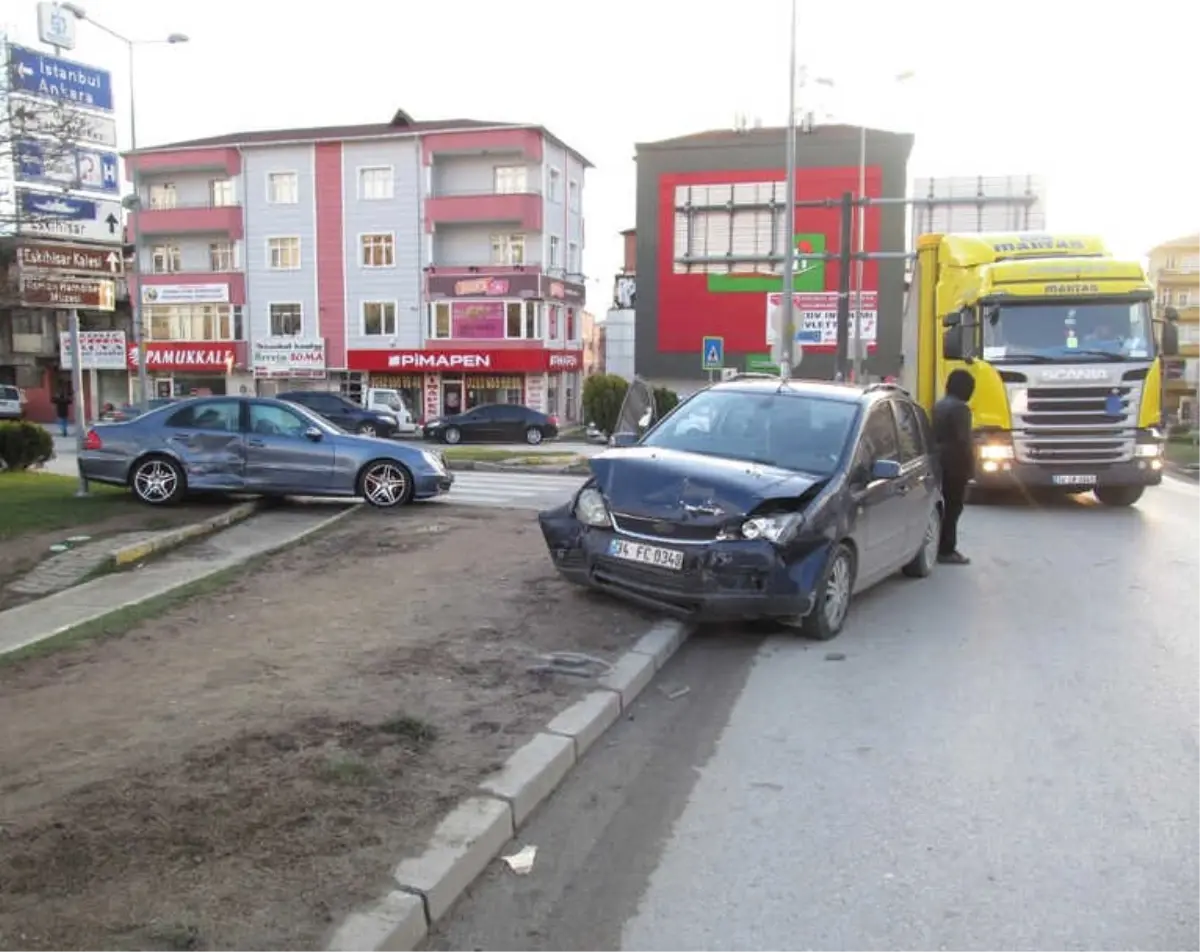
[852,126,867,382]
[835,192,853,378]
[67,309,89,495]
[777,0,798,379]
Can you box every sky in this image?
[3,0,1198,313]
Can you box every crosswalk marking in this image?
[425,471,587,510]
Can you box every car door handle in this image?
[247,438,265,447]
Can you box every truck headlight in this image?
[741,512,804,545]
[1135,443,1163,458]
[574,487,612,527]
[978,443,1015,462]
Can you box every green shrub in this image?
[581,373,629,437]
[0,421,54,472]
[653,387,680,418]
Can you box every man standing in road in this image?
[53,388,73,438]
[933,369,976,565]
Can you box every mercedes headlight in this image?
[421,450,447,472]
[574,487,611,527]
[741,512,804,545]
[978,443,1015,462]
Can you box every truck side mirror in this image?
[1160,306,1180,357]
[943,324,965,361]
[942,307,974,363]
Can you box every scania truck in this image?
[901,232,1180,506]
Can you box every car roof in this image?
[706,376,907,405]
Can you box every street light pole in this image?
[852,124,867,383]
[60,5,188,412]
[778,0,798,380]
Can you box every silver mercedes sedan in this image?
[78,395,453,508]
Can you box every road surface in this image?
[428,477,1200,952]
[432,472,584,511]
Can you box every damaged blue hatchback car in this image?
[538,376,944,640]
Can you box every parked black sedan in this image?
[276,390,400,438]
[538,376,943,640]
[423,404,558,445]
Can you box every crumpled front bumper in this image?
[537,503,830,622]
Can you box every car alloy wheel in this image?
[132,457,182,505]
[361,461,411,508]
[823,551,853,630]
[444,426,462,445]
[526,427,543,445]
[357,423,377,437]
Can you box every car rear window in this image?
[642,389,860,474]
[0,386,19,401]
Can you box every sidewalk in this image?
[0,502,356,658]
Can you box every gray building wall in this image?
[430,154,538,196]
[542,139,586,279]
[633,126,913,384]
[242,144,318,342]
[431,223,545,268]
[341,138,423,350]
[137,169,233,209]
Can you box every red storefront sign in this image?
[348,348,582,373]
[426,272,587,304]
[127,341,238,371]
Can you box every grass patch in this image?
[442,447,578,464]
[0,472,132,540]
[379,714,438,745]
[318,755,376,786]
[1166,436,1199,469]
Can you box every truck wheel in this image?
[1094,485,1144,507]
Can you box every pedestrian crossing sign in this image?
[701,335,724,371]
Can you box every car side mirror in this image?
[609,431,639,448]
[870,459,902,481]
[304,426,323,441]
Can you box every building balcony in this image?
[133,271,246,307]
[130,203,244,240]
[125,147,242,180]
[421,128,543,165]
[425,191,542,231]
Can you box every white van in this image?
[364,388,418,435]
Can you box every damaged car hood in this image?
[588,447,824,520]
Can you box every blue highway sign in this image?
[7,43,113,112]
[15,139,120,194]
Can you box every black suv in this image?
[276,390,399,438]
[538,376,944,640]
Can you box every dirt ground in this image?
[0,506,659,951]
[0,498,234,606]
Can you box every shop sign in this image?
[20,274,115,310]
[58,329,127,371]
[141,283,230,305]
[348,348,585,373]
[252,337,326,377]
[128,341,238,371]
[541,276,586,305]
[427,273,540,299]
[17,241,124,276]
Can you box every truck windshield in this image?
[982,300,1154,362]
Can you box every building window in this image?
[429,302,451,339]
[494,166,527,194]
[209,178,235,207]
[568,241,579,274]
[146,304,235,341]
[568,179,579,210]
[428,301,540,340]
[267,237,301,270]
[565,307,577,341]
[362,301,397,336]
[524,301,541,338]
[547,305,560,340]
[548,167,561,202]
[151,244,182,273]
[209,241,235,272]
[359,166,393,200]
[268,171,298,204]
[1178,291,1193,307]
[490,233,525,265]
[269,303,303,337]
[549,235,560,269]
[148,183,176,209]
[1177,323,1200,346]
[361,233,395,268]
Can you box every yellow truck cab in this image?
[902,232,1180,506]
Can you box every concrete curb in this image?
[1,504,359,660]
[325,619,690,951]
[446,458,590,477]
[109,501,260,567]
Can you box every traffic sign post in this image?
[701,335,725,371]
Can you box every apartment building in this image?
[1147,233,1199,413]
[125,111,590,419]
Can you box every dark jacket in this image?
[52,393,72,416]
[933,370,976,481]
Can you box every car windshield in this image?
[983,300,1154,362]
[640,389,860,475]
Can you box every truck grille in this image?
[1014,385,1134,464]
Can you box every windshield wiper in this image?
[1064,349,1128,361]
[991,353,1057,363]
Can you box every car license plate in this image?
[1052,474,1097,486]
[608,538,684,571]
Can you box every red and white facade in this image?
[125,117,589,418]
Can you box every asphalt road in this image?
[428,477,1200,952]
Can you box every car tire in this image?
[357,459,414,508]
[525,426,544,445]
[902,506,941,578]
[443,426,462,445]
[356,422,378,438]
[1094,485,1144,507]
[800,543,856,641]
[129,454,186,506]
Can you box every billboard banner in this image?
[765,292,878,352]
